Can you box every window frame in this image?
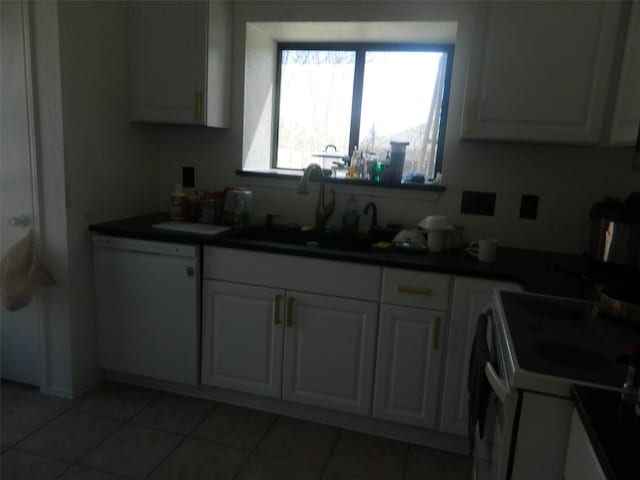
[272,42,455,180]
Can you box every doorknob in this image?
[8,214,31,227]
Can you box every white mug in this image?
[467,239,498,263]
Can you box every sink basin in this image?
[234,226,396,253]
[153,222,231,236]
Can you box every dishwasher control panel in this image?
[92,235,198,258]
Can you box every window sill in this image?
[236,169,446,193]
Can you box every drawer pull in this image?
[433,316,442,350]
[286,297,295,327]
[274,294,282,325]
[398,285,433,296]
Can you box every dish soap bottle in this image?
[342,196,359,234]
[170,184,186,220]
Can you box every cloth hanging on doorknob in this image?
[0,229,54,311]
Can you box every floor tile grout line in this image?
[317,428,344,479]
[141,400,221,479]
[230,413,281,480]
[1,397,76,453]
[401,442,411,480]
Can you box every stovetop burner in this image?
[499,291,640,389]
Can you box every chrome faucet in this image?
[297,163,335,231]
[363,201,378,236]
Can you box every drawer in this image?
[204,246,382,302]
[381,268,450,310]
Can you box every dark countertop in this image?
[88,212,618,299]
[571,385,639,480]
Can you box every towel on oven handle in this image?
[467,312,492,455]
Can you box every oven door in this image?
[474,307,519,480]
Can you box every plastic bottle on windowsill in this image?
[349,146,358,179]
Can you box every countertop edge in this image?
[88,213,611,299]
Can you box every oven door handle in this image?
[485,362,508,402]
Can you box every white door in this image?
[0,1,41,386]
[282,292,378,416]
[372,305,444,428]
[201,280,284,398]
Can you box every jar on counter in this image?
[169,184,186,220]
[199,198,217,224]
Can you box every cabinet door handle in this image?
[274,294,282,325]
[195,91,203,121]
[398,285,432,296]
[286,297,295,327]
[463,101,475,132]
[433,316,442,350]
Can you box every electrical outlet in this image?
[182,166,195,188]
[460,190,496,216]
[520,194,539,220]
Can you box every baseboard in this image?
[104,370,468,455]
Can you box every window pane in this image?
[276,50,355,170]
[359,51,447,180]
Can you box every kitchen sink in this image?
[233,226,396,253]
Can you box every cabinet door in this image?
[372,305,444,428]
[462,1,621,143]
[439,277,520,436]
[282,292,378,416]
[610,2,640,145]
[130,1,207,124]
[201,280,284,398]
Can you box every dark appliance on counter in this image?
[589,193,640,267]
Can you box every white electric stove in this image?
[474,290,639,480]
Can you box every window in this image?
[273,43,454,182]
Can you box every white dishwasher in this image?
[93,235,200,385]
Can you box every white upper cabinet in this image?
[462,1,622,144]
[130,1,231,127]
[610,1,640,145]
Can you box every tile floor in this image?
[1,380,472,480]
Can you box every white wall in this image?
[148,0,639,255]
[30,0,158,396]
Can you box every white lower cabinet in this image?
[201,247,525,435]
[439,277,520,436]
[201,282,378,415]
[372,305,444,428]
[282,292,378,415]
[201,280,284,398]
[201,247,381,416]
